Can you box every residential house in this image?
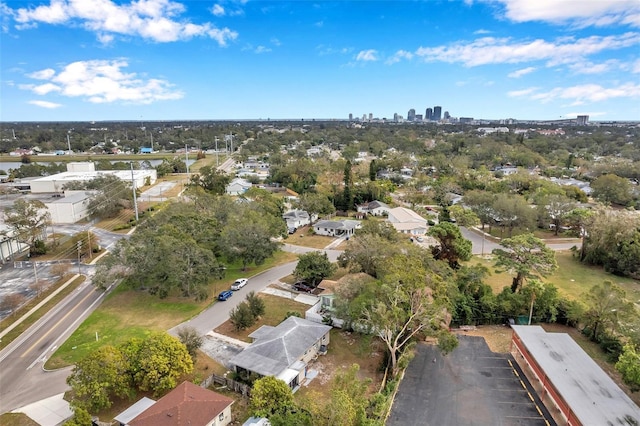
[115,381,234,426]
[387,207,429,235]
[305,279,344,328]
[230,316,331,390]
[356,200,390,217]
[283,209,316,229]
[313,219,360,237]
[226,178,252,196]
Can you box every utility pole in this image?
[87,229,92,259]
[77,241,82,275]
[215,137,219,167]
[150,133,154,152]
[67,133,72,155]
[33,261,39,294]
[185,143,190,179]
[130,162,139,222]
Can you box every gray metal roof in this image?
[511,325,640,425]
[230,316,331,377]
[113,397,156,424]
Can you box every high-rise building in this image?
[369,113,373,121]
[426,108,433,121]
[407,109,416,121]
[444,111,450,120]
[393,113,398,122]
[576,115,589,125]
[433,106,442,121]
[415,114,423,121]
[349,113,353,121]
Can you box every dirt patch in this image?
[454,325,513,353]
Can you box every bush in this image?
[31,239,47,255]
[246,291,265,318]
[229,301,255,331]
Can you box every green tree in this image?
[63,407,93,426]
[2,199,50,256]
[492,233,557,293]
[64,174,134,219]
[369,159,377,181]
[293,252,337,287]
[66,345,133,411]
[246,291,266,318]
[348,254,451,377]
[463,190,496,230]
[591,173,634,206]
[338,233,401,278]
[229,301,256,331]
[541,194,576,236]
[428,222,472,269]
[448,205,480,228]
[250,376,295,418]
[177,326,203,360]
[124,332,194,395]
[295,192,336,223]
[491,193,535,237]
[220,212,281,271]
[582,281,635,342]
[341,160,354,211]
[616,344,640,391]
[189,165,230,195]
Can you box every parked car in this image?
[218,290,233,301]
[416,236,424,242]
[231,278,248,290]
[288,226,297,234]
[293,281,314,293]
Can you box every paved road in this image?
[169,245,341,335]
[460,226,581,255]
[0,274,111,414]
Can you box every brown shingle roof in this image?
[129,381,234,426]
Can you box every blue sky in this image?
[1,0,639,122]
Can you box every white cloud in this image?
[568,59,619,75]
[508,82,640,104]
[386,50,414,65]
[317,45,351,56]
[492,0,640,28]
[507,87,538,97]
[414,33,640,67]
[270,37,281,46]
[21,59,184,104]
[29,100,62,108]
[254,45,271,54]
[28,68,56,80]
[473,29,491,34]
[211,4,225,17]
[563,111,607,118]
[10,0,238,45]
[631,59,640,73]
[508,66,536,78]
[356,49,378,62]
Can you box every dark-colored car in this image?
[293,281,314,293]
[218,290,233,301]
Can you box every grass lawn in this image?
[468,251,640,301]
[285,226,336,249]
[214,294,310,342]
[0,276,85,350]
[0,413,39,426]
[45,250,297,368]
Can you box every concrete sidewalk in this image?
[12,393,72,426]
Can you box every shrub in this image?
[229,301,255,331]
[246,291,266,318]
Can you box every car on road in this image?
[231,278,248,290]
[293,281,314,293]
[218,290,233,301]
[416,236,424,242]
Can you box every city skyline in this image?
[1,0,639,122]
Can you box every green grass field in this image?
[45,250,297,368]
[470,250,640,302]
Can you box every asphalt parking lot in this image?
[387,335,554,426]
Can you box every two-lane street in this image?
[0,277,109,413]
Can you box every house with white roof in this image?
[225,178,252,196]
[313,219,360,237]
[283,209,316,229]
[387,207,429,235]
[356,200,390,217]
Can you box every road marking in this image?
[22,289,95,358]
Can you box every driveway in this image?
[387,335,554,426]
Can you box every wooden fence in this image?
[201,373,251,397]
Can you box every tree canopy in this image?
[428,222,472,269]
[2,199,50,255]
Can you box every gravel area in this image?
[199,335,244,371]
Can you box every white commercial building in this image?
[30,168,157,193]
[0,224,29,263]
[44,191,94,224]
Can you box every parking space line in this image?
[503,415,546,420]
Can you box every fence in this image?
[201,373,251,397]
